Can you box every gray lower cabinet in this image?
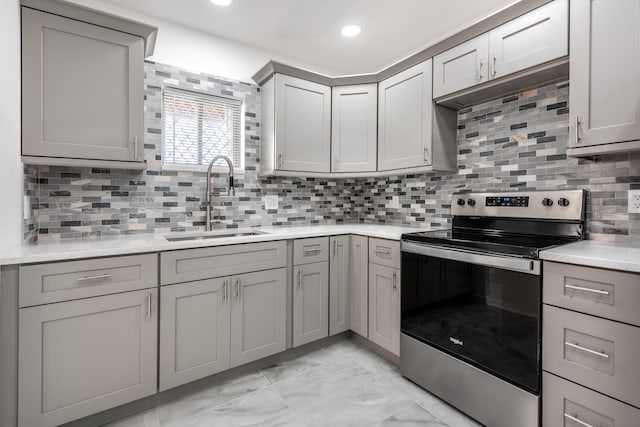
[230,269,287,366]
[349,235,369,338]
[329,235,350,335]
[160,278,230,391]
[368,263,400,355]
[568,0,640,155]
[21,7,144,167]
[292,262,329,347]
[18,289,157,427]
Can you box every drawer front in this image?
[293,237,329,265]
[161,241,287,285]
[543,261,640,326]
[369,238,400,269]
[19,254,157,307]
[543,372,640,427]
[543,305,640,406]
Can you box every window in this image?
[162,86,244,170]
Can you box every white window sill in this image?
[161,163,245,175]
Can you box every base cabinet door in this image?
[329,236,350,335]
[368,264,400,355]
[160,278,231,391]
[230,268,286,367]
[350,235,369,338]
[293,262,329,347]
[18,289,157,427]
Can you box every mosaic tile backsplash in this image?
[23,62,640,243]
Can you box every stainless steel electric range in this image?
[400,190,586,427]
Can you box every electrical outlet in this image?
[629,190,640,214]
[390,195,400,209]
[263,195,279,210]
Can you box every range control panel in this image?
[485,196,529,207]
[451,190,585,220]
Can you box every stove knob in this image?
[457,198,466,206]
[558,198,570,207]
[467,199,476,207]
[542,198,554,207]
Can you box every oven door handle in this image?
[401,241,540,275]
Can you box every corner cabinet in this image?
[378,60,457,173]
[329,235,351,335]
[568,0,640,156]
[331,84,377,173]
[349,235,369,338]
[21,7,150,169]
[260,74,331,175]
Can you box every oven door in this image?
[401,241,542,394]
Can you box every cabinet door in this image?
[331,84,377,172]
[21,8,143,163]
[275,74,331,173]
[350,235,369,338]
[159,278,230,391]
[329,236,350,335]
[368,264,400,355]
[378,60,433,171]
[433,34,489,98]
[489,0,568,79]
[18,289,157,427]
[230,268,286,367]
[570,0,640,148]
[293,262,329,347]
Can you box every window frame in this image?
[160,84,246,173]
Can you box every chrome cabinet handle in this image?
[134,136,139,160]
[564,284,610,296]
[77,273,112,283]
[492,55,497,76]
[563,413,593,427]
[278,153,283,169]
[146,291,152,320]
[235,279,240,300]
[375,249,391,256]
[478,61,483,80]
[333,239,337,256]
[304,247,322,255]
[223,280,227,300]
[392,271,397,291]
[423,147,429,162]
[575,115,581,145]
[565,342,610,359]
[297,269,302,288]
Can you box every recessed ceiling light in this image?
[210,0,232,6]
[341,25,361,37]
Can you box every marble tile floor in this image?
[105,338,482,427]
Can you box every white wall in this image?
[0,0,23,251]
[68,0,337,81]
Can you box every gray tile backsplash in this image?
[22,62,640,243]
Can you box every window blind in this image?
[162,86,243,169]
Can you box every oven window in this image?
[401,252,541,394]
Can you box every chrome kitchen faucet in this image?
[205,155,235,231]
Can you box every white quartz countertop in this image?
[0,224,433,266]
[540,240,640,273]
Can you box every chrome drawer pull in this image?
[564,284,610,296]
[563,413,593,427]
[77,273,112,282]
[146,291,152,320]
[304,248,321,255]
[375,249,391,256]
[565,342,610,359]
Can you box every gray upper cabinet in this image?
[433,34,490,98]
[260,74,331,175]
[18,288,157,427]
[433,0,568,100]
[378,60,433,171]
[331,84,377,173]
[489,0,568,79]
[329,235,350,335]
[21,7,145,168]
[568,0,640,156]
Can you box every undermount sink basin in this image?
[165,229,269,242]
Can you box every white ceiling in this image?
[100,0,519,75]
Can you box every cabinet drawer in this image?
[543,305,640,406]
[543,372,640,427]
[19,254,157,307]
[544,261,640,326]
[369,238,401,269]
[161,241,286,285]
[293,237,329,265]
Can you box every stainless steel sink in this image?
[165,229,269,242]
